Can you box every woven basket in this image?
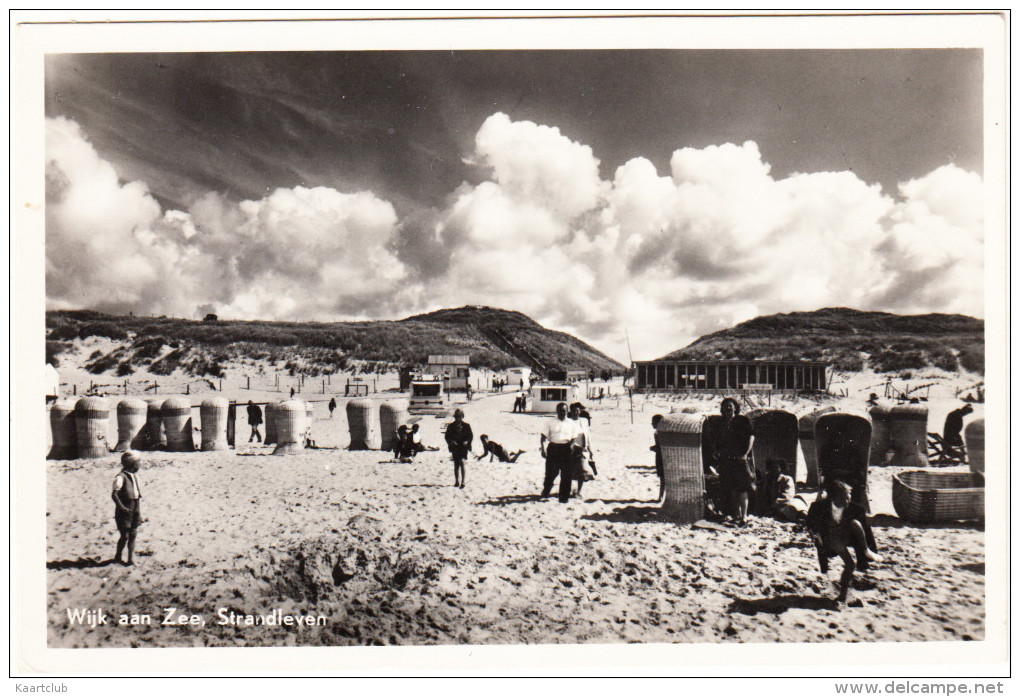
[200,397,229,451]
[74,397,110,459]
[747,409,798,475]
[114,398,148,452]
[965,418,984,476]
[798,406,836,487]
[657,413,706,525]
[162,397,195,452]
[892,469,984,523]
[273,399,307,455]
[143,399,166,450]
[868,404,893,466]
[379,399,410,451]
[47,400,78,460]
[890,404,929,467]
[264,402,279,445]
[347,399,381,450]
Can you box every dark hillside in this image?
[45,306,625,378]
[660,308,984,374]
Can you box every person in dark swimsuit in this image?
[477,435,525,463]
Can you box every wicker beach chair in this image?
[815,411,872,509]
[657,413,706,525]
[798,406,836,487]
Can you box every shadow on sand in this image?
[581,504,667,524]
[869,513,983,531]
[729,594,840,615]
[958,562,985,575]
[47,557,116,570]
[476,493,547,506]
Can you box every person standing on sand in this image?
[651,414,665,502]
[112,451,143,566]
[568,402,594,498]
[540,402,580,503]
[328,397,337,418]
[246,400,263,443]
[713,397,755,525]
[445,408,473,489]
[943,403,974,447]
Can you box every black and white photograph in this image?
[12,12,1009,680]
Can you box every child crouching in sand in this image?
[805,479,880,602]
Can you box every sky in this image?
[43,48,985,362]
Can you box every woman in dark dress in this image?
[713,397,755,524]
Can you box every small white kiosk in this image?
[409,375,447,414]
[528,382,580,414]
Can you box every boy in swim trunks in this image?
[112,451,143,566]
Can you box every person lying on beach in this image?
[805,479,880,602]
[476,434,525,463]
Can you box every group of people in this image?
[391,422,428,462]
[539,401,595,503]
[512,390,529,413]
[651,396,882,601]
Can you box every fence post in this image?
[73,384,77,396]
[247,376,250,390]
[186,383,190,395]
[124,381,127,395]
[322,379,325,394]
[219,379,223,391]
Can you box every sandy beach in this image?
[43,366,986,648]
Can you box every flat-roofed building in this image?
[633,359,828,393]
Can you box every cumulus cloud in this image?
[45,113,984,362]
[46,117,409,322]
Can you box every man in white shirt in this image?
[539,402,580,503]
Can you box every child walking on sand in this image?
[112,451,143,566]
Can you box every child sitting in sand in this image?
[477,434,525,463]
[393,425,414,462]
[112,451,143,566]
[763,459,808,522]
[805,479,880,603]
